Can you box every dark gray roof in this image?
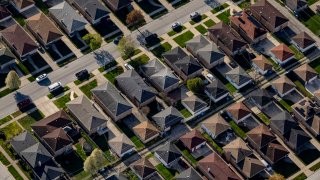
[175,167,203,180]
[175,56,203,76]
[162,46,188,64]
[20,143,52,168]
[155,143,181,164]
[38,160,64,180]
[91,82,132,117]
[152,106,184,130]
[115,70,157,105]
[49,2,88,34]
[226,67,252,86]
[104,0,132,11]
[205,79,229,100]
[0,48,15,66]
[74,0,109,22]
[67,95,108,133]
[287,127,311,150]
[182,95,208,113]
[240,157,265,178]
[197,43,225,65]
[185,35,210,53]
[250,89,273,107]
[11,131,37,154]
[271,111,298,135]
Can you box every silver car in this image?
[36,74,48,82]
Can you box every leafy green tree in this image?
[118,37,136,59]
[268,173,285,180]
[187,77,204,93]
[83,148,107,175]
[83,33,102,51]
[5,70,20,90]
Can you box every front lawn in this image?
[1,122,23,139]
[293,173,307,180]
[8,165,23,180]
[0,115,12,126]
[151,42,172,58]
[122,49,142,60]
[79,79,97,98]
[173,31,194,47]
[0,152,10,166]
[53,93,76,109]
[167,26,186,36]
[195,24,207,34]
[310,161,320,171]
[156,164,174,180]
[257,113,270,125]
[204,19,216,28]
[217,9,231,24]
[17,110,45,131]
[299,9,320,36]
[238,0,251,9]
[189,14,208,25]
[103,66,124,84]
[211,3,229,14]
[129,54,150,68]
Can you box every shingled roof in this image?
[223,138,252,163]
[292,32,316,49]
[133,121,159,142]
[180,130,206,151]
[175,167,203,180]
[252,55,272,71]
[197,43,225,66]
[108,134,135,156]
[271,44,295,62]
[205,79,229,100]
[270,111,298,135]
[226,66,252,87]
[12,0,34,10]
[0,6,11,21]
[185,35,210,54]
[103,0,132,11]
[261,142,289,163]
[240,157,265,178]
[182,95,208,113]
[272,75,295,95]
[152,106,184,131]
[155,142,181,165]
[132,158,156,179]
[175,56,203,77]
[73,0,109,23]
[227,101,251,121]
[0,48,16,67]
[250,89,273,108]
[247,125,275,148]
[286,127,311,151]
[202,114,230,137]
[293,64,318,83]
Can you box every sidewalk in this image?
[0,147,28,180]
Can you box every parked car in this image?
[171,22,181,30]
[190,12,200,20]
[124,63,134,70]
[16,97,32,110]
[75,69,89,80]
[206,73,215,82]
[36,74,48,83]
[48,82,62,93]
[113,36,123,45]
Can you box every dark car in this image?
[75,69,89,80]
[113,36,123,45]
[17,97,32,110]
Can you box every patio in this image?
[190,143,212,159]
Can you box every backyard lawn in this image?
[217,9,231,24]
[17,110,44,131]
[156,164,175,180]
[257,113,270,125]
[278,99,293,113]
[129,54,150,68]
[0,152,10,166]
[182,149,197,166]
[225,83,237,94]
[173,31,194,47]
[293,80,313,98]
[79,79,97,98]
[151,42,172,58]
[289,45,304,60]
[310,161,320,171]
[103,66,124,84]
[195,24,207,34]
[202,132,223,154]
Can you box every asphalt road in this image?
[0,0,225,118]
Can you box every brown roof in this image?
[202,114,230,137]
[198,152,241,180]
[247,125,275,148]
[223,138,252,163]
[179,130,205,151]
[42,128,73,152]
[0,6,11,20]
[272,75,295,95]
[132,158,156,179]
[27,13,63,45]
[293,64,317,82]
[271,44,294,61]
[1,23,38,57]
[264,142,289,163]
[252,55,272,71]
[133,121,159,142]
[241,157,265,178]
[227,101,251,120]
[13,0,34,10]
[229,12,267,41]
[250,0,289,29]
[292,32,316,49]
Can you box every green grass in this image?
[34,0,49,14]
[0,152,10,166]
[238,0,251,9]
[278,99,293,113]
[225,83,237,94]
[0,88,16,98]
[47,86,70,99]
[180,109,192,118]
[53,93,73,109]
[79,79,97,98]
[310,161,320,171]
[74,73,94,85]
[294,80,313,98]
[129,54,150,69]
[0,115,12,126]
[145,152,154,159]
[123,168,139,180]
[156,164,174,180]
[228,120,247,138]
[8,165,23,180]
[173,31,194,47]
[130,136,145,150]
[309,57,320,73]
[195,24,207,34]
[299,10,320,37]
[151,42,172,58]
[75,143,87,161]
[211,3,229,14]
[204,19,216,28]
[27,76,36,82]
[267,57,281,71]
[257,113,270,125]
[12,111,23,118]
[167,26,186,36]
[117,121,145,150]
[72,170,91,180]
[122,49,142,60]
[289,45,304,60]
[182,149,197,166]
[17,62,30,75]
[202,132,224,154]
[189,14,208,25]
[103,66,124,84]
[1,122,23,139]
[217,9,231,24]
[17,110,45,131]
[307,0,319,5]
[293,173,307,180]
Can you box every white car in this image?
[190,12,200,19]
[124,63,134,70]
[36,74,48,82]
[171,22,181,30]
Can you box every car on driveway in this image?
[171,22,182,30]
[190,12,200,20]
[113,36,122,45]
[36,74,48,83]
[124,63,134,70]
[75,69,89,80]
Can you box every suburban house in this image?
[1,23,38,60]
[91,82,133,122]
[226,101,252,124]
[131,158,157,180]
[10,0,35,13]
[67,95,108,135]
[0,6,11,23]
[108,134,135,158]
[291,32,316,52]
[249,89,273,109]
[0,48,16,70]
[247,125,289,164]
[70,0,110,25]
[208,22,247,56]
[186,35,225,69]
[163,47,203,81]
[292,98,320,137]
[286,0,308,12]
[201,114,231,139]
[198,152,241,180]
[11,132,65,180]
[229,11,267,44]
[252,55,273,75]
[179,129,206,152]
[175,167,203,180]
[132,121,159,144]
[270,44,295,65]
[115,69,157,107]
[154,142,181,168]
[31,110,74,157]
[250,0,289,33]
[103,0,132,12]
[223,138,265,179]
[181,95,209,116]
[49,1,88,37]
[152,106,184,133]
[26,12,63,48]
[226,66,252,89]
[140,59,180,94]
[205,78,229,102]
[272,75,296,97]
[293,64,318,85]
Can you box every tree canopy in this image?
[187,77,205,93]
[83,148,108,175]
[268,173,285,180]
[118,36,136,59]
[83,33,102,51]
[126,10,144,27]
[5,70,21,90]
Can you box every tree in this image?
[82,33,102,51]
[5,70,21,90]
[268,173,285,180]
[118,36,136,59]
[83,148,107,175]
[187,77,205,93]
[126,10,144,27]
[84,156,96,175]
